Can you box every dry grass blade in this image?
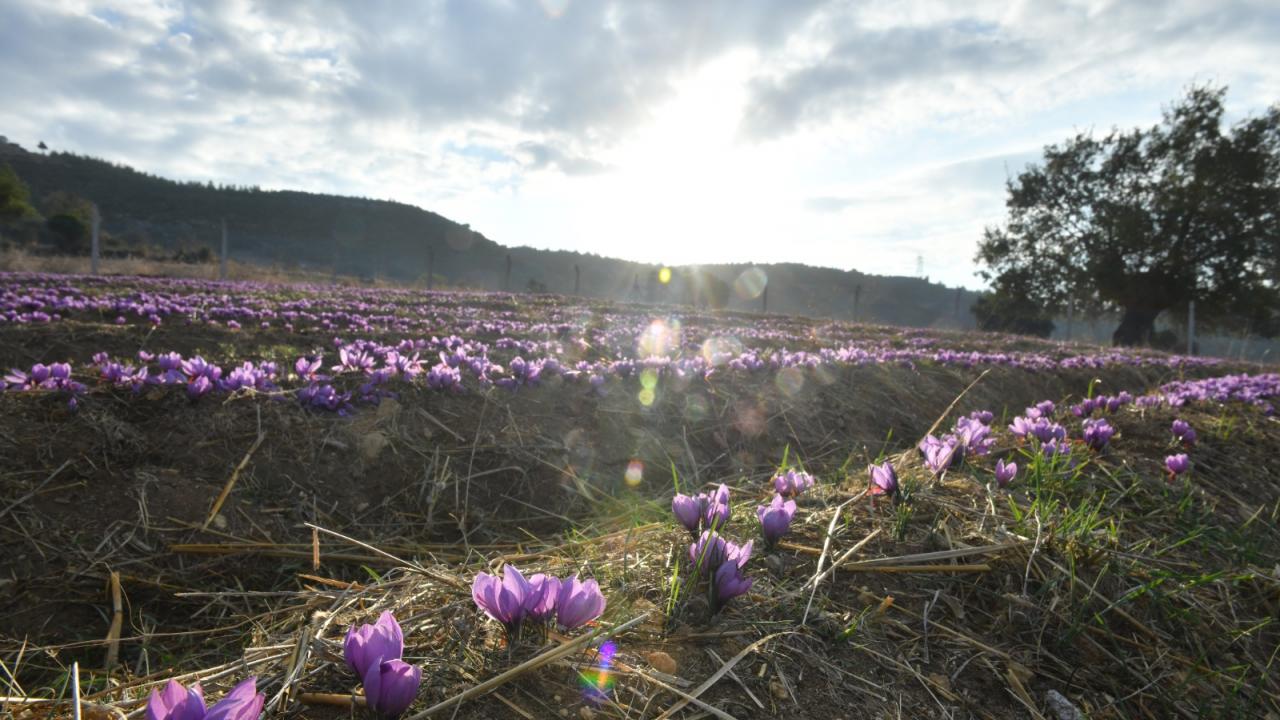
[802,492,866,625]
[104,572,122,671]
[0,459,72,523]
[405,612,650,719]
[654,632,791,720]
[201,431,265,530]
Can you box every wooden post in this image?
[426,247,435,290]
[504,254,511,291]
[90,204,100,275]
[219,219,228,281]
[574,264,580,295]
[1187,300,1196,355]
[761,285,768,313]
[853,284,862,321]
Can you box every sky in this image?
[1,1,1278,289]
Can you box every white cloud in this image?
[1,0,1277,289]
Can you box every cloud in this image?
[0,0,1277,290]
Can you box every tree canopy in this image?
[0,163,39,222]
[976,85,1280,345]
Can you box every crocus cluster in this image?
[145,677,263,720]
[689,531,754,611]
[1082,418,1116,451]
[472,565,606,640]
[772,469,815,498]
[3,362,86,410]
[671,484,731,535]
[918,410,996,475]
[756,493,796,547]
[344,612,422,718]
[1171,419,1197,446]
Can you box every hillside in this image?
[0,136,978,327]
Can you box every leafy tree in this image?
[46,213,90,254]
[0,163,39,221]
[976,85,1280,345]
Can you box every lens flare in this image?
[700,335,743,365]
[625,459,644,487]
[775,366,804,397]
[580,640,618,702]
[658,267,672,284]
[732,267,768,300]
[638,319,677,357]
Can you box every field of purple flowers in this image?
[1,270,1279,719]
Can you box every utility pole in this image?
[90,204,100,275]
[574,264,580,295]
[219,219,228,281]
[853,284,862,322]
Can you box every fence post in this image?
[220,219,228,281]
[574,264,580,295]
[1187,300,1195,355]
[761,285,768,313]
[504,254,511,291]
[90,204,100,275]
[853,284,862,322]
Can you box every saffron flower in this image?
[1082,418,1115,450]
[671,493,702,534]
[772,469,815,498]
[869,462,898,498]
[711,561,753,611]
[523,573,560,623]
[1165,453,1190,478]
[362,658,422,718]
[472,565,531,634]
[756,493,796,547]
[689,531,752,573]
[145,677,264,720]
[994,459,1017,489]
[1171,419,1197,446]
[344,611,405,680]
[555,575,606,630]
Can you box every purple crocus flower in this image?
[344,611,405,679]
[472,565,531,633]
[363,658,422,718]
[146,680,205,720]
[756,493,796,546]
[146,677,264,720]
[187,375,214,399]
[1165,453,1190,478]
[711,561,753,611]
[994,459,1017,489]
[1171,419,1197,446]
[772,469,815,498]
[523,573,560,623]
[869,462,898,498]
[1082,418,1115,451]
[703,483,731,530]
[671,493,702,534]
[554,575,606,630]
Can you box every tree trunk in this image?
[1112,305,1163,346]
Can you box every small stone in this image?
[578,708,595,720]
[212,513,228,530]
[359,431,389,461]
[646,651,677,675]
